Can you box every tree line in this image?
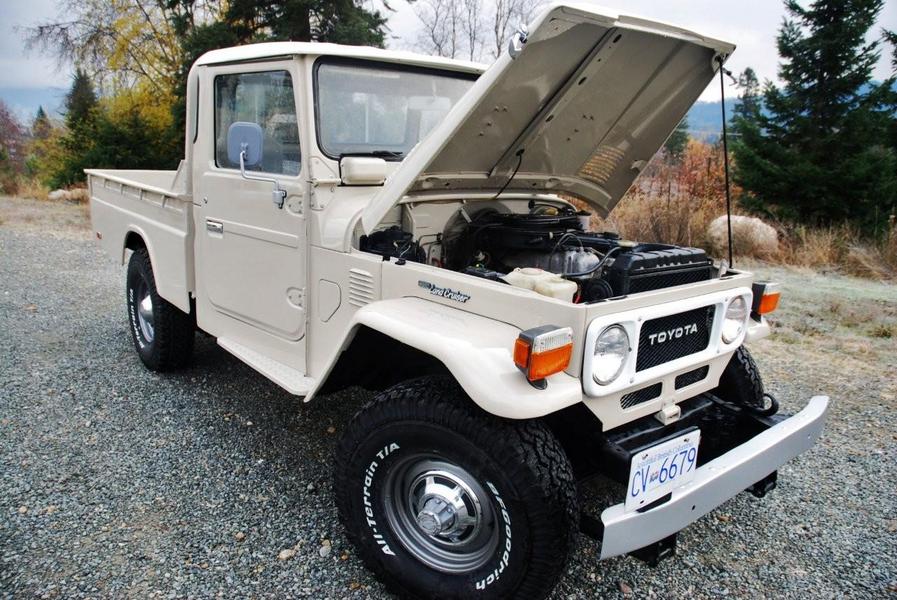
[1,0,895,235]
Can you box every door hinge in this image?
[287,287,305,309]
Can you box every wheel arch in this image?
[309,297,584,420]
[120,226,191,313]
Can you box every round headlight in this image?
[721,296,749,343]
[593,325,630,385]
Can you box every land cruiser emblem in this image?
[418,280,470,303]
[648,322,699,346]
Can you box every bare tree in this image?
[462,0,484,62]
[414,0,464,59]
[414,0,547,61]
[20,0,224,94]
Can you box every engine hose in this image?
[561,246,623,279]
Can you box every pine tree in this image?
[52,69,100,187]
[65,69,98,126]
[32,106,52,140]
[165,0,389,137]
[733,0,897,228]
[664,116,689,160]
[731,68,762,128]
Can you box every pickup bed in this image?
[89,168,193,313]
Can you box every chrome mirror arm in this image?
[239,145,287,209]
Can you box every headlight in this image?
[593,325,630,385]
[721,296,749,343]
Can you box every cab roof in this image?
[194,42,487,75]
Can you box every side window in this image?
[214,70,300,176]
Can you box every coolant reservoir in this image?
[503,267,545,290]
[535,276,577,301]
[503,268,577,302]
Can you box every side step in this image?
[217,337,315,396]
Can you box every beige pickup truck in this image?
[88,4,829,598]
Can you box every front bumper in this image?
[598,395,830,559]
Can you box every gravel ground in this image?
[1,200,896,598]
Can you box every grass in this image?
[0,194,91,239]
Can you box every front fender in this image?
[345,297,584,419]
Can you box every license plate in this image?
[625,429,700,512]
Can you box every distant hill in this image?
[0,87,66,123]
[685,99,739,142]
[686,80,896,142]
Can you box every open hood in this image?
[361,3,734,233]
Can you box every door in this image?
[197,65,308,344]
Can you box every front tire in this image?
[334,375,578,599]
[126,248,194,371]
[714,345,767,410]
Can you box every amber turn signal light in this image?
[751,282,781,316]
[514,325,574,388]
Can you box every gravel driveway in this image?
[1,202,895,598]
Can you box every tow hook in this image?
[579,513,678,568]
[749,470,778,498]
[629,533,678,567]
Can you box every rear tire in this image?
[334,375,578,599]
[126,248,194,371]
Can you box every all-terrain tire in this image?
[126,248,194,371]
[714,345,765,410]
[334,375,578,600]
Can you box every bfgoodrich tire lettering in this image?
[126,248,194,371]
[334,375,578,599]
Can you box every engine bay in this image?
[359,201,718,304]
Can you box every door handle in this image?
[206,220,223,234]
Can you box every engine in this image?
[361,205,718,303]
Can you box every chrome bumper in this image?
[599,396,830,559]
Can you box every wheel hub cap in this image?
[410,471,478,541]
[384,457,499,573]
[135,281,155,342]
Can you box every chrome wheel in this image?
[135,279,154,343]
[384,455,499,573]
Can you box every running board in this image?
[217,337,314,396]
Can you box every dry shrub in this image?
[0,172,19,196]
[593,192,722,249]
[843,245,892,279]
[17,177,49,201]
[591,140,732,249]
[776,223,896,280]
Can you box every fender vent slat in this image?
[348,268,375,307]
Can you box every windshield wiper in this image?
[340,150,405,160]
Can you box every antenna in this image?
[717,56,735,268]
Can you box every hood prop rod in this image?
[717,55,735,269]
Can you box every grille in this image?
[675,365,710,389]
[636,306,715,372]
[620,383,662,409]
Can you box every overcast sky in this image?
[3,0,895,102]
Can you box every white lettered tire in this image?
[334,375,578,599]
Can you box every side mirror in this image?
[225,121,286,209]
[340,156,390,185]
[227,122,264,167]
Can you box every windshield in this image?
[314,59,478,160]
